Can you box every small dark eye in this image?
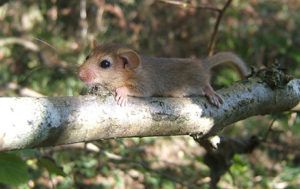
[99,60,111,69]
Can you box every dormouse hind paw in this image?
[203,85,223,107]
[206,92,223,107]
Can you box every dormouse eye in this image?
[99,60,111,69]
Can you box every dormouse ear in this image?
[91,40,98,48]
[117,48,140,69]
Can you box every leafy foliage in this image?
[0,153,29,185]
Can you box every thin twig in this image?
[107,154,199,188]
[90,143,199,188]
[207,0,233,56]
[159,0,221,12]
[262,118,276,142]
[0,36,57,51]
[0,82,44,97]
[94,0,105,31]
[31,37,57,51]
[80,0,88,39]
[0,37,39,51]
[158,0,232,56]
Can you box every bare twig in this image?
[94,0,105,31]
[292,103,300,112]
[262,118,276,142]
[104,4,126,28]
[49,141,197,188]
[0,36,57,52]
[93,145,199,188]
[158,0,233,56]
[0,37,39,52]
[0,82,44,97]
[159,0,221,12]
[31,37,57,51]
[264,142,300,154]
[80,0,88,39]
[207,0,233,56]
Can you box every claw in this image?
[203,85,223,107]
[115,86,129,106]
[207,93,223,107]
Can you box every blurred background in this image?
[0,0,300,188]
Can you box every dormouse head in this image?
[78,43,141,88]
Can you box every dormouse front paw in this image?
[115,87,129,106]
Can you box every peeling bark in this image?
[0,78,299,151]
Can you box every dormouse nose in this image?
[79,69,88,82]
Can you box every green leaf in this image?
[37,157,66,176]
[0,152,30,185]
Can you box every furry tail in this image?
[204,52,249,78]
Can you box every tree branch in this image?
[0,78,299,151]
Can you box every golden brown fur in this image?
[78,43,249,106]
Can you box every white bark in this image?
[0,78,299,151]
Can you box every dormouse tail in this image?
[204,52,249,78]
